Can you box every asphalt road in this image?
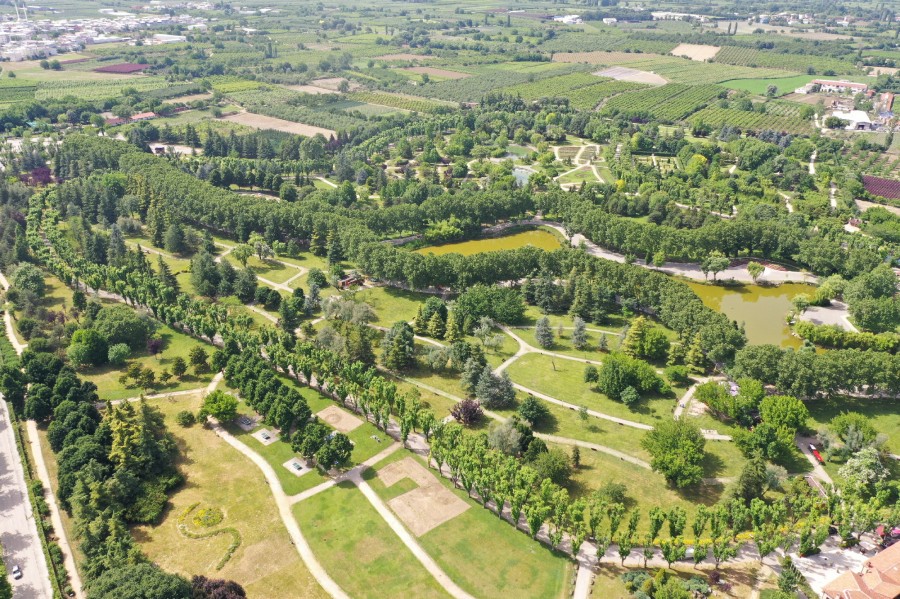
[0,398,53,598]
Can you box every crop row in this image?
[34,77,170,101]
[206,76,263,93]
[689,106,814,134]
[567,80,648,110]
[410,63,593,102]
[227,88,370,131]
[602,83,722,121]
[347,91,450,113]
[505,72,609,99]
[0,83,37,104]
[714,46,857,75]
[610,56,788,85]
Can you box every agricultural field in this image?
[713,46,858,75]
[689,105,815,134]
[602,83,724,121]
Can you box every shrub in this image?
[175,410,196,427]
[108,343,131,366]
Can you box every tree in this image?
[191,576,246,599]
[201,390,238,422]
[316,434,353,469]
[12,263,46,297]
[572,317,587,350]
[747,261,764,283]
[778,557,802,594]
[427,311,445,339]
[641,420,706,488]
[701,251,730,281]
[232,244,253,268]
[535,316,554,348]
[189,346,209,373]
[474,365,515,409]
[839,447,888,498]
[488,420,522,456]
[532,448,572,485]
[171,357,188,379]
[107,343,130,366]
[668,506,687,537]
[86,563,191,599]
[759,395,808,433]
[518,395,550,425]
[381,321,416,370]
[660,537,686,568]
[94,305,155,350]
[450,399,482,425]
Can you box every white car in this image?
[11,565,22,580]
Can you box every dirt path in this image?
[830,181,837,209]
[672,376,712,420]
[795,436,833,486]
[316,177,338,188]
[779,192,794,214]
[809,150,817,175]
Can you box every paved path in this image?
[537,433,651,468]
[0,399,55,599]
[795,436,833,486]
[541,221,818,284]
[672,377,711,420]
[809,150,817,175]
[208,417,349,599]
[315,177,338,189]
[573,560,593,599]
[25,420,83,599]
[830,182,837,209]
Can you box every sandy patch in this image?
[310,77,360,92]
[283,84,336,95]
[594,66,667,85]
[220,112,336,138]
[376,53,425,62]
[404,66,469,80]
[378,457,469,537]
[316,405,363,433]
[670,43,720,62]
[856,198,900,216]
[148,143,199,156]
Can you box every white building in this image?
[832,110,874,131]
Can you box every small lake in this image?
[512,167,532,187]
[415,229,562,256]
[685,281,811,348]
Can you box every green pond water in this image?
[415,229,562,256]
[685,281,810,348]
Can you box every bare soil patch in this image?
[404,66,470,80]
[868,66,899,76]
[594,66,667,85]
[378,457,469,537]
[315,405,363,433]
[283,84,336,95]
[670,43,720,62]
[376,53,425,62]
[220,112,336,138]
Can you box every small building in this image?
[337,274,364,290]
[822,541,900,599]
[814,79,869,94]
[832,109,874,131]
[602,17,618,25]
[130,111,157,122]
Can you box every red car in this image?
[809,444,825,464]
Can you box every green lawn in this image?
[132,393,328,599]
[567,443,723,539]
[223,254,299,284]
[78,325,214,401]
[805,395,900,454]
[505,353,678,426]
[352,286,427,326]
[366,454,573,599]
[292,483,450,599]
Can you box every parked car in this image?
[11,565,22,580]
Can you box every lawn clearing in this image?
[293,482,450,599]
[505,353,677,426]
[220,111,336,138]
[132,392,327,599]
[805,395,900,454]
[368,454,572,599]
[351,286,427,327]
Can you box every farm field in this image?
[219,112,337,138]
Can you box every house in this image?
[602,17,618,25]
[822,541,900,599]
[130,111,157,122]
[814,80,868,94]
[337,274,364,290]
[832,109,874,131]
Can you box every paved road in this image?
[0,399,54,599]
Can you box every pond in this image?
[685,281,813,348]
[512,166,533,187]
[415,229,562,256]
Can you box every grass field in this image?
[805,395,899,454]
[78,324,214,401]
[366,454,573,599]
[293,482,450,599]
[351,286,426,327]
[505,353,677,426]
[132,393,328,598]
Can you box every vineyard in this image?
[567,80,648,110]
[539,32,678,55]
[576,54,791,85]
[34,77,171,101]
[862,175,900,199]
[689,105,814,134]
[0,80,38,105]
[602,83,723,121]
[762,101,812,119]
[505,72,607,99]
[843,148,900,180]
[206,76,263,94]
[346,91,452,113]
[411,63,593,102]
[714,46,858,75]
[227,88,370,132]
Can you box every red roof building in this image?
[823,542,900,599]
